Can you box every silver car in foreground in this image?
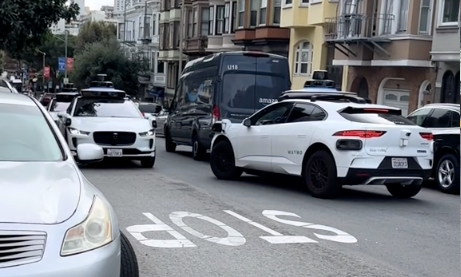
[0,93,139,277]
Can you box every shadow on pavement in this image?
[80,159,146,170]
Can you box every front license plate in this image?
[391,158,408,169]
[107,149,123,157]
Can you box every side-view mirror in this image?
[152,120,157,128]
[243,118,251,127]
[76,143,104,163]
[64,118,72,127]
[211,122,222,132]
[57,112,66,118]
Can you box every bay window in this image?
[201,7,210,36]
[187,9,193,38]
[418,0,431,34]
[209,7,214,35]
[216,6,225,35]
[259,0,267,25]
[238,0,244,28]
[193,8,198,37]
[273,0,281,24]
[250,0,258,27]
[224,3,230,33]
[439,0,460,26]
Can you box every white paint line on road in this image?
[262,210,358,244]
[224,210,317,244]
[169,211,246,246]
[126,212,197,248]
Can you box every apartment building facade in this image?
[325,0,452,115]
[117,0,164,100]
[430,0,460,103]
[281,0,343,89]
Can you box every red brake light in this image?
[212,105,220,121]
[333,130,386,138]
[420,132,433,141]
[363,108,389,113]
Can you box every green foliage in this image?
[75,21,117,53]
[70,39,150,96]
[17,33,76,77]
[0,0,79,55]
[0,51,4,73]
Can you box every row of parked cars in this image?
[0,83,141,276]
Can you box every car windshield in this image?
[0,103,62,161]
[73,98,141,118]
[50,101,71,112]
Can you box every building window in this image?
[165,23,170,48]
[397,0,409,32]
[209,7,214,35]
[294,41,313,75]
[439,0,460,26]
[193,8,198,37]
[232,1,237,32]
[224,3,230,32]
[201,8,210,36]
[152,14,157,36]
[259,0,267,25]
[173,21,180,48]
[441,70,458,103]
[250,0,258,27]
[187,9,193,38]
[418,0,431,34]
[159,23,165,50]
[237,0,244,28]
[138,17,144,39]
[216,6,225,35]
[273,0,281,24]
[284,0,293,6]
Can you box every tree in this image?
[0,0,79,55]
[0,51,4,73]
[75,21,117,53]
[70,39,149,96]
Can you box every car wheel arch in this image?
[213,135,233,150]
[301,142,335,175]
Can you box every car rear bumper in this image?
[339,168,432,186]
[0,235,120,277]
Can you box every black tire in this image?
[120,231,139,277]
[165,129,176,152]
[304,150,341,199]
[140,156,155,168]
[386,184,422,198]
[210,140,243,180]
[435,153,460,194]
[192,134,207,161]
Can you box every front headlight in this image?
[61,196,113,256]
[68,127,90,136]
[139,129,155,136]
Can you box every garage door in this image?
[382,89,410,116]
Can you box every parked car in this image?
[407,103,460,193]
[0,92,139,277]
[210,93,434,199]
[155,109,169,136]
[138,102,162,117]
[0,77,18,93]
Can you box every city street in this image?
[82,138,459,277]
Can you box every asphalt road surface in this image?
[82,138,459,277]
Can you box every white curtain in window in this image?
[294,42,313,75]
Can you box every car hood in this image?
[72,117,151,132]
[0,162,81,224]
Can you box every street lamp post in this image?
[37,50,46,91]
[55,30,69,80]
[178,0,185,83]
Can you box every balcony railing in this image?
[325,13,394,41]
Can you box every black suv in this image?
[407,103,460,194]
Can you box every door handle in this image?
[261,135,269,138]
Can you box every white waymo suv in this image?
[57,88,157,167]
[210,93,434,199]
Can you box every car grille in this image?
[93,131,136,146]
[0,230,47,268]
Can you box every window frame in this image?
[237,0,245,28]
[250,102,295,126]
[216,5,225,35]
[293,41,314,76]
[272,0,281,25]
[438,0,460,27]
[283,0,293,8]
[259,0,267,25]
[407,108,433,126]
[418,0,433,34]
[286,102,327,123]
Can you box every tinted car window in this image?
[0,103,62,161]
[287,104,316,122]
[341,113,416,125]
[425,108,453,128]
[49,101,71,112]
[407,108,432,126]
[253,103,293,125]
[451,111,460,127]
[73,99,141,118]
[139,104,162,114]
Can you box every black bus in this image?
[165,51,290,160]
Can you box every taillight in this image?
[333,130,386,138]
[141,112,145,117]
[420,132,433,141]
[212,105,220,122]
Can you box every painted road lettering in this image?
[126,212,196,248]
[224,210,317,244]
[126,210,357,248]
[262,210,357,243]
[169,211,246,246]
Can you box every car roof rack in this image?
[279,92,371,103]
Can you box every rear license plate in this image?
[107,149,123,157]
[391,158,408,169]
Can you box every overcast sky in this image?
[86,0,114,10]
